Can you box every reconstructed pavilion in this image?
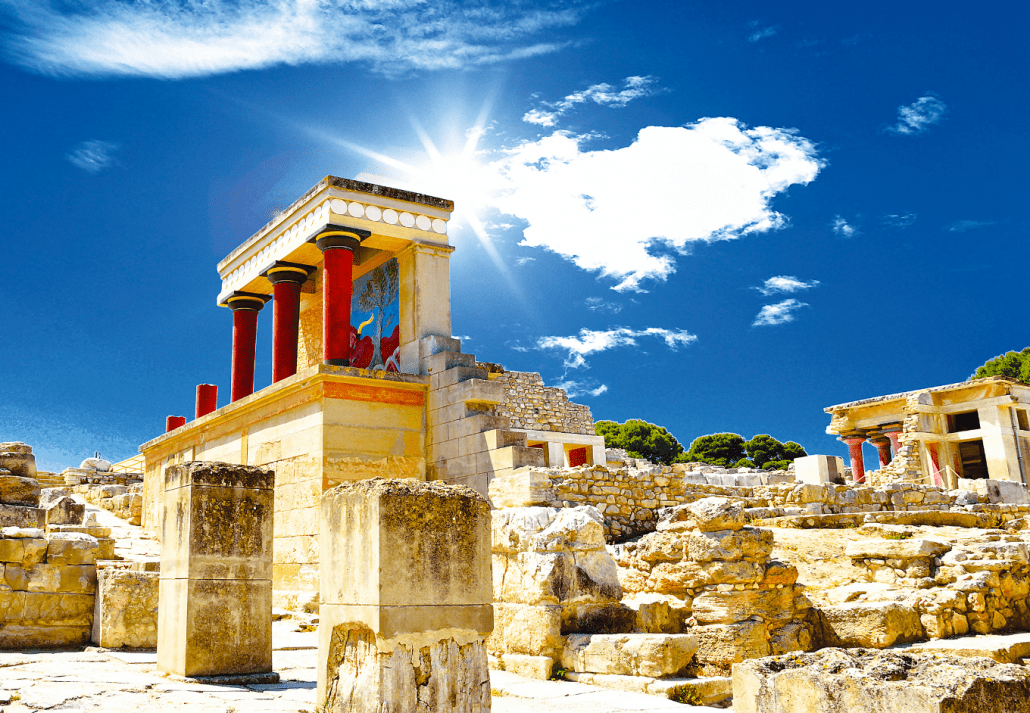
[139,176,604,607]
[825,376,1030,487]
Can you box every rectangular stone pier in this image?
[318,478,493,712]
[157,461,274,677]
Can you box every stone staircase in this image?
[421,336,545,496]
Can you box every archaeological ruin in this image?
[6,177,1030,712]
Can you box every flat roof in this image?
[218,176,453,271]
[823,376,1021,412]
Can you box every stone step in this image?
[422,350,476,374]
[561,633,699,678]
[564,672,731,705]
[903,631,1030,663]
[487,446,546,471]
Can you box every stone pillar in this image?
[166,416,186,432]
[264,261,315,383]
[840,434,867,484]
[870,436,893,468]
[195,384,218,419]
[318,479,492,712]
[313,226,369,367]
[226,292,270,402]
[157,461,274,679]
[397,242,456,374]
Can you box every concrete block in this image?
[794,455,846,485]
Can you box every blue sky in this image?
[1,0,1027,472]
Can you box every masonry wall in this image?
[490,370,596,435]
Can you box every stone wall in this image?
[490,370,596,435]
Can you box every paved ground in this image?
[0,620,725,713]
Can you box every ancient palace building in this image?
[139,176,604,607]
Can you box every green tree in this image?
[744,434,784,467]
[594,419,685,465]
[972,348,1030,384]
[684,433,746,466]
[782,441,807,461]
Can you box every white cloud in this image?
[585,297,622,314]
[538,327,697,369]
[748,25,778,43]
[888,94,947,135]
[553,379,608,398]
[753,299,807,326]
[0,0,582,78]
[756,276,819,296]
[832,215,858,237]
[522,75,661,127]
[67,140,118,173]
[883,212,917,228]
[490,118,823,291]
[515,257,536,267]
[948,220,996,232]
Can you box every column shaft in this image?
[196,384,218,418]
[322,247,353,366]
[842,436,867,484]
[871,438,892,468]
[231,308,259,402]
[273,280,302,382]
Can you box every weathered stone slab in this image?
[0,504,44,529]
[0,591,94,626]
[0,535,47,564]
[46,533,99,565]
[0,624,90,648]
[906,632,1030,664]
[2,564,96,594]
[488,603,562,660]
[817,601,923,648]
[92,569,159,649]
[44,497,85,526]
[732,648,1030,713]
[0,476,40,507]
[489,469,557,508]
[561,633,698,678]
[845,538,951,561]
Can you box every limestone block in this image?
[561,633,698,677]
[159,578,272,675]
[0,504,44,529]
[0,624,90,647]
[561,601,638,635]
[0,476,40,507]
[494,549,621,606]
[689,497,745,532]
[817,601,923,648]
[44,497,85,526]
[2,564,96,594]
[685,528,774,563]
[0,534,47,564]
[488,469,557,508]
[322,626,491,713]
[635,531,686,563]
[80,457,112,472]
[46,533,99,565]
[93,569,159,648]
[846,538,951,561]
[500,653,554,680]
[489,603,563,658]
[793,455,845,485]
[732,649,1030,713]
[0,590,94,626]
[491,506,556,554]
[0,446,36,479]
[38,488,70,508]
[691,619,770,675]
[692,588,795,625]
[623,594,684,634]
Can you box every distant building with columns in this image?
[139,176,604,608]
[825,376,1030,488]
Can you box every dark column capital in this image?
[262,261,316,286]
[310,224,370,252]
[222,291,271,312]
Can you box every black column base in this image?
[324,358,351,367]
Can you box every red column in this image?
[841,435,867,484]
[195,384,218,418]
[883,427,903,457]
[264,263,313,382]
[314,228,368,366]
[166,416,186,432]
[871,437,892,468]
[226,293,270,402]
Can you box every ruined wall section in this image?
[489,369,596,435]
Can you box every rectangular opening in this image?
[567,447,587,468]
[948,410,981,433]
[957,439,988,479]
[1018,409,1029,432]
